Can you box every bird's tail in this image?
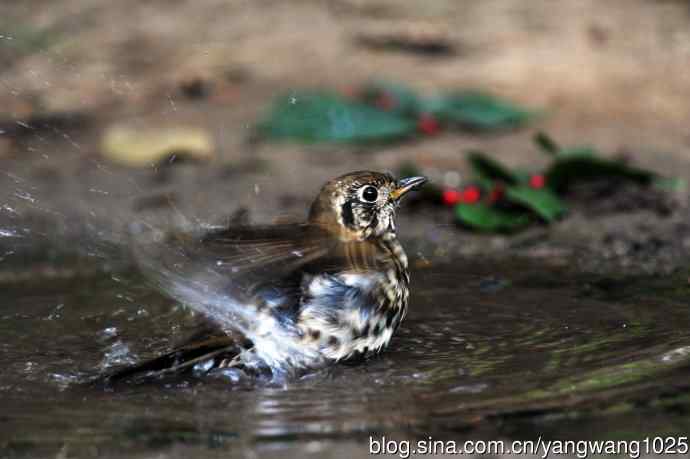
[99,333,242,384]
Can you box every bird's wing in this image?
[132,223,332,314]
[199,224,335,289]
[130,223,382,372]
[197,224,391,317]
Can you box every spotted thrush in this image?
[108,171,426,382]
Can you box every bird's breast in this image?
[296,236,410,363]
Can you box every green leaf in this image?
[432,91,534,131]
[534,132,597,158]
[557,146,597,158]
[505,186,566,222]
[545,156,656,193]
[455,203,531,233]
[653,177,686,192]
[513,169,534,184]
[467,151,520,184]
[536,132,673,193]
[257,91,415,143]
[534,131,560,155]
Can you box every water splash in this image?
[0,228,22,238]
[129,224,320,380]
[100,340,137,370]
[13,190,36,203]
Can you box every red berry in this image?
[340,86,357,99]
[461,186,481,204]
[529,174,546,189]
[374,93,396,111]
[442,188,462,206]
[417,113,440,136]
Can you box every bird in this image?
[106,171,427,383]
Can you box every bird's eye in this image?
[359,185,379,203]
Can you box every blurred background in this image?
[2,0,690,249]
[3,2,690,458]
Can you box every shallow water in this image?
[1,259,690,458]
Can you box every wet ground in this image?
[2,255,690,458]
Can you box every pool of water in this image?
[1,258,690,458]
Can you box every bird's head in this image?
[308,171,427,241]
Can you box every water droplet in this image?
[51,373,80,390]
[661,346,690,363]
[43,303,64,321]
[0,229,20,238]
[101,327,118,339]
[449,383,488,394]
[100,340,137,369]
[1,205,18,216]
[115,293,134,303]
[13,190,36,203]
[210,367,244,382]
[193,359,215,373]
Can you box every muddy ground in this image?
[1,0,690,277]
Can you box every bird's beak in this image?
[390,176,428,201]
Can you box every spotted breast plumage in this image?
[107,171,426,382]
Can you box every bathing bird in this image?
[107,171,426,382]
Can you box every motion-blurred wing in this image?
[199,224,388,298]
[133,223,331,314]
[200,224,335,289]
[130,222,387,372]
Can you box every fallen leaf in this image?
[101,126,214,167]
[455,203,530,232]
[257,91,415,143]
[467,151,520,184]
[431,91,534,130]
[505,186,566,222]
